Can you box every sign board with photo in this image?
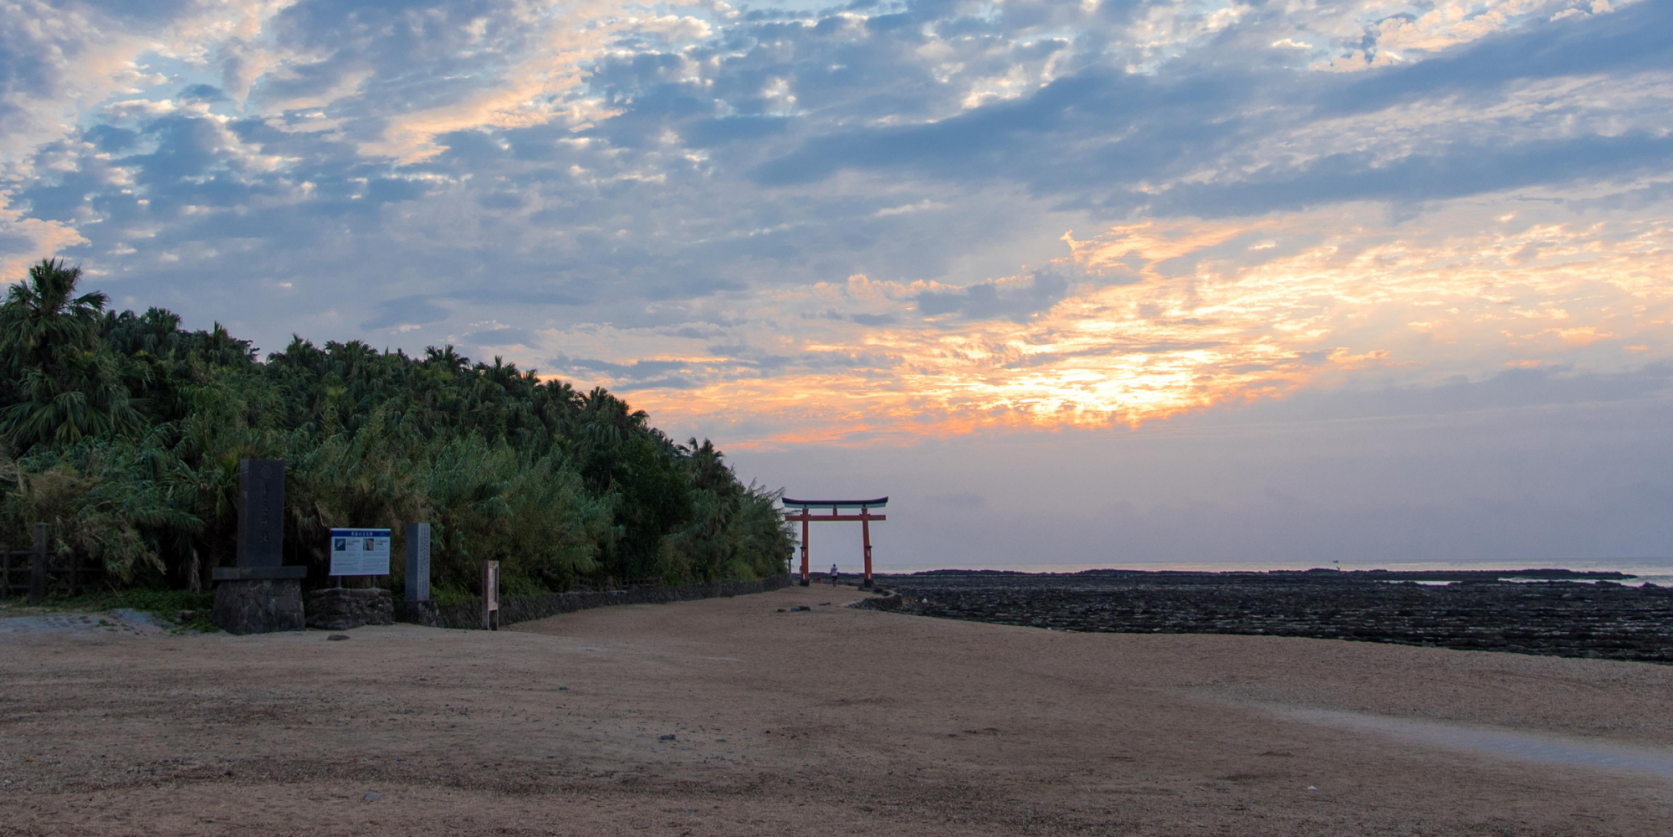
[329,528,392,576]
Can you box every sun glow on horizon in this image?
[556,205,1673,448]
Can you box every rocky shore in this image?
[881,569,1673,663]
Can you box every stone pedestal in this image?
[212,578,305,634]
[394,599,443,627]
[306,588,394,630]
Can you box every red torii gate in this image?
[783,497,887,589]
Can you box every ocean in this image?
[878,558,1673,587]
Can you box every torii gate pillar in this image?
[861,514,873,588]
[800,515,811,586]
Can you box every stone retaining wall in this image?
[307,588,394,630]
[395,574,793,630]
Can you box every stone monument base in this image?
[306,588,394,630]
[212,578,305,634]
[393,599,442,627]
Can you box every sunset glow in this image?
[587,208,1673,444]
[4,0,1673,565]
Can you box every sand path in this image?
[2,583,1671,835]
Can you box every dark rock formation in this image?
[306,588,394,630]
[881,570,1673,664]
[847,587,902,611]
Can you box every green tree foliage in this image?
[0,260,143,447]
[0,263,793,593]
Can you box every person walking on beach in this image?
[830,563,840,585]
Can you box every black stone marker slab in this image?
[237,458,285,568]
[212,458,305,633]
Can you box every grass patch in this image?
[431,584,474,606]
[116,588,214,619]
[17,588,215,630]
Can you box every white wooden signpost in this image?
[482,560,500,631]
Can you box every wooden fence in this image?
[0,523,104,603]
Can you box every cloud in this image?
[361,295,448,330]
[913,269,1072,322]
[1152,132,1673,217]
[178,83,227,102]
[0,0,1670,450]
[466,327,530,346]
[1320,0,1668,113]
[618,203,1673,445]
[741,4,1671,217]
[0,193,91,281]
[548,354,704,390]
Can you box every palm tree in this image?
[2,354,143,447]
[0,259,108,375]
[424,345,468,375]
[0,258,141,449]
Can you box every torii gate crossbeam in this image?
[783,497,887,588]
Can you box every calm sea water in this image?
[878,559,1673,587]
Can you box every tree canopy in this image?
[0,260,792,596]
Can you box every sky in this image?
[3,0,1672,571]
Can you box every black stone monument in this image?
[211,459,307,634]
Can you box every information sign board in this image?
[329,528,392,576]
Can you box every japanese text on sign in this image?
[329,528,391,576]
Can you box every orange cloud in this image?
[0,194,91,282]
[562,207,1673,447]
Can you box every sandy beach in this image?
[3,583,1672,835]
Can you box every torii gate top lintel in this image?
[782,497,888,510]
[783,497,887,588]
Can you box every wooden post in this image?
[482,560,500,631]
[30,523,47,604]
[799,514,810,586]
[861,507,874,589]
